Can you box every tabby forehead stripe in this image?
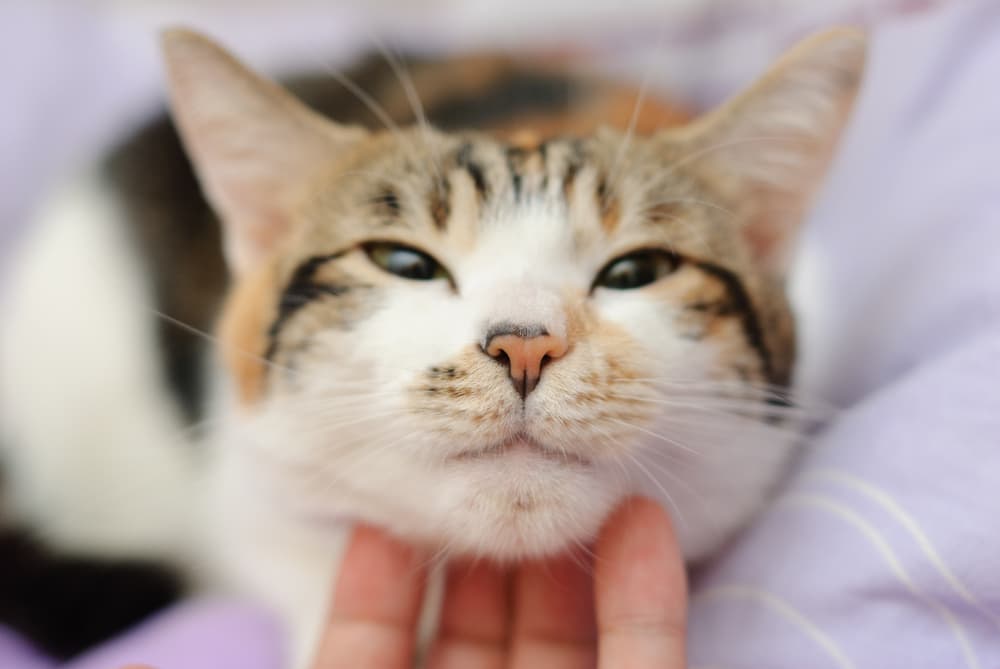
[537,140,553,190]
[690,260,776,384]
[562,165,578,198]
[371,189,402,220]
[505,146,526,200]
[429,179,451,231]
[560,142,583,198]
[455,143,488,199]
[264,251,349,361]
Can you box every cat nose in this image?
[483,323,568,399]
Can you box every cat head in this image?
[162,28,865,560]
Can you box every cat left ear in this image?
[668,28,867,275]
[161,29,367,275]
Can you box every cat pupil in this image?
[366,243,443,281]
[611,259,650,288]
[597,250,677,290]
[389,249,430,278]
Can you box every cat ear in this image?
[672,28,866,274]
[161,29,367,274]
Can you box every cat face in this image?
[163,28,865,560]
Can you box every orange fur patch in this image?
[217,262,279,405]
[600,197,620,234]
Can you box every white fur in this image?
[0,178,347,666]
[0,177,198,562]
[0,181,798,667]
[210,192,796,579]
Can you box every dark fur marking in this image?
[559,141,586,200]
[425,73,574,131]
[685,299,736,317]
[563,161,580,198]
[429,181,451,231]
[506,147,528,201]
[510,173,523,200]
[0,527,183,659]
[647,202,683,224]
[429,365,460,380]
[537,141,551,189]
[97,61,433,425]
[371,188,402,220]
[456,143,488,199]
[102,118,227,425]
[265,252,349,360]
[596,176,611,213]
[690,260,776,383]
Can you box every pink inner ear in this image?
[738,186,807,277]
[745,223,787,274]
[162,29,369,276]
[239,208,291,270]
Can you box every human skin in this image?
[312,497,687,669]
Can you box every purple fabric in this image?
[689,2,1000,667]
[64,600,284,669]
[0,627,51,669]
[2,0,997,667]
[1,600,284,669]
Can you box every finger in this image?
[427,559,510,669]
[509,551,597,669]
[595,497,686,669]
[312,525,428,669]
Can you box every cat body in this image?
[0,29,865,667]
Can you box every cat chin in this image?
[381,455,622,562]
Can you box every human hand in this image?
[311,497,686,668]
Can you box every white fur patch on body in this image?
[0,177,357,665]
[0,177,198,562]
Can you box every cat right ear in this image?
[663,28,866,276]
[161,29,367,275]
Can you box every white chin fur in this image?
[406,456,620,561]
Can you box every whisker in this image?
[422,535,460,573]
[149,308,299,378]
[614,378,828,410]
[368,36,445,194]
[320,65,431,181]
[564,540,595,575]
[631,446,707,511]
[609,392,814,417]
[636,196,738,220]
[605,19,673,208]
[620,449,687,531]
[297,410,409,436]
[659,134,799,181]
[607,417,699,457]
[606,67,654,203]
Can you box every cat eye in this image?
[364,243,450,282]
[594,249,680,290]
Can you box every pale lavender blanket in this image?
[2,1,998,667]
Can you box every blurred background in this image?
[0,0,944,278]
[6,2,1000,668]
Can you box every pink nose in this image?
[484,326,568,398]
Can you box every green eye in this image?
[594,250,679,290]
[364,243,449,282]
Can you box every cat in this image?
[0,26,865,667]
